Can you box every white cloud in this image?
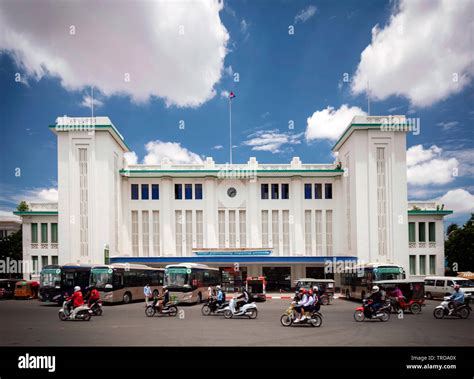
[0,0,229,107]
[407,145,458,185]
[80,95,103,109]
[352,0,474,107]
[305,104,366,141]
[437,189,474,215]
[143,140,203,165]
[243,129,302,154]
[124,151,138,166]
[224,65,233,77]
[437,121,459,131]
[212,145,224,150]
[0,211,21,222]
[294,5,317,24]
[240,19,249,33]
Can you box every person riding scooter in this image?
[294,288,308,323]
[156,287,170,313]
[367,286,383,315]
[448,284,465,315]
[388,285,404,312]
[301,289,316,321]
[216,285,225,306]
[67,286,85,319]
[235,287,250,311]
[87,286,101,308]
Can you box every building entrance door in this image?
[262,267,291,292]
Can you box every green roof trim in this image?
[48,124,131,152]
[407,210,453,215]
[13,211,58,216]
[120,169,344,175]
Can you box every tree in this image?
[17,201,29,212]
[0,229,23,279]
[445,214,474,274]
[447,223,459,235]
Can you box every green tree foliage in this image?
[17,201,29,211]
[0,229,23,279]
[445,214,474,273]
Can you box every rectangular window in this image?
[141,184,149,200]
[261,184,269,199]
[131,211,138,256]
[196,210,203,248]
[239,210,246,248]
[153,211,160,255]
[271,184,279,199]
[282,210,290,255]
[418,222,426,242]
[229,210,236,248]
[41,256,48,270]
[218,210,225,248]
[175,210,183,255]
[376,147,387,256]
[131,184,139,200]
[41,223,48,243]
[261,210,269,247]
[314,184,322,199]
[32,256,38,274]
[408,222,416,243]
[142,211,149,257]
[185,184,193,200]
[409,255,416,275]
[419,255,426,275]
[195,184,203,200]
[185,210,192,254]
[305,211,312,255]
[175,184,182,200]
[79,148,89,257]
[304,184,312,199]
[51,223,58,243]
[281,184,289,199]
[429,255,436,275]
[31,223,38,243]
[151,184,159,200]
[324,183,333,199]
[272,210,279,254]
[315,210,322,255]
[429,222,436,242]
[326,210,333,256]
[52,256,58,265]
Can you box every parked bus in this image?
[340,263,405,300]
[89,264,164,304]
[165,263,220,304]
[39,264,92,303]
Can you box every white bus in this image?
[340,263,406,300]
[164,263,220,304]
[90,264,164,304]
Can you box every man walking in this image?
[144,284,152,306]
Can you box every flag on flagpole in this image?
[229,91,236,99]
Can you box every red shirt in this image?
[70,291,84,308]
[90,289,100,301]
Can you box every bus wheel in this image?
[152,289,159,298]
[321,296,329,306]
[123,292,132,304]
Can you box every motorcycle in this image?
[89,300,103,316]
[433,296,471,319]
[58,300,93,321]
[201,297,228,316]
[280,302,322,327]
[223,297,258,319]
[354,299,391,322]
[145,298,178,317]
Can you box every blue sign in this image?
[194,250,272,256]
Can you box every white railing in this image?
[29,203,58,211]
[408,201,438,211]
[125,163,338,171]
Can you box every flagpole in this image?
[229,96,232,165]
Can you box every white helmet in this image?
[313,286,319,292]
[216,285,221,290]
[74,286,81,292]
[372,286,379,292]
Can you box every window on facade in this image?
[408,222,416,243]
[281,184,289,199]
[261,210,269,247]
[419,255,426,275]
[196,210,203,248]
[151,184,159,200]
[52,256,58,265]
[429,255,436,275]
[41,256,48,270]
[239,210,246,248]
[326,210,333,256]
[271,184,279,199]
[418,222,426,242]
[314,184,322,199]
[304,184,312,199]
[131,184,139,200]
[51,223,58,243]
[229,210,236,248]
[185,184,193,200]
[305,210,312,255]
[261,184,269,199]
[175,210,183,255]
[175,184,182,200]
[152,211,160,255]
[141,184,149,200]
[131,211,138,256]
[218,210,225,248]
[41,223,48,243]
[315,210,322,255]
[32,256,38,274]
[185,210,192,254]
[325,183,333,199]
[31,223,38,243]
[428,222,436,242]
[195,184,203,200]
[282,210,290,255]
[142,211,149,257]
[409,255,416,275]
[272,210,279,254]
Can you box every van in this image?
[424,276,474,299]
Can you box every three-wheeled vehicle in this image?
[374,279,425,314]
[295,278,335,305]
[0,279,19,299]
[14,280,39,299]
[246,276,267,302]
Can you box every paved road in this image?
[1,298,473,346]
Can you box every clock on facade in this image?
[227,187,237,198]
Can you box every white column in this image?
[161,177,174,255]
[290,176,304,256]
[204,177,218,248]
[248,179,259,247]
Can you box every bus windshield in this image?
[165,267,190,287]
[90,268,113,289]
[40,268,61,287]
[374,267,405,281]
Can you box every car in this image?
[424,276,474,299]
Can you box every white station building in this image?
[15,115,452,290]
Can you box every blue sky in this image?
[0,0,473,226]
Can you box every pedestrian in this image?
[144,283,152,306]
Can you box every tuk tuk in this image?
[246,276,267,302]
[374,279,425,314]
[0,279,19,299]
[294,278,335,305]
[14,280,39,299]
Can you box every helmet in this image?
[301,288,307,294]
[74,286,81,292]
[313,286,319,292]
[308,289,313,295]
[216,285,221,290]
[372,286,379,292]
[299,288,305,293]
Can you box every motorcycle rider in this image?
[67,286,84,319]
[448,284,465,315]
[388,285,404,312]
[216,285,225,307]
[87,286,101,308]
[294,288,308,323]
[301,289,316,320]
[235,286,250,312]
[156,287,170,313]
[367,285,383,316]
